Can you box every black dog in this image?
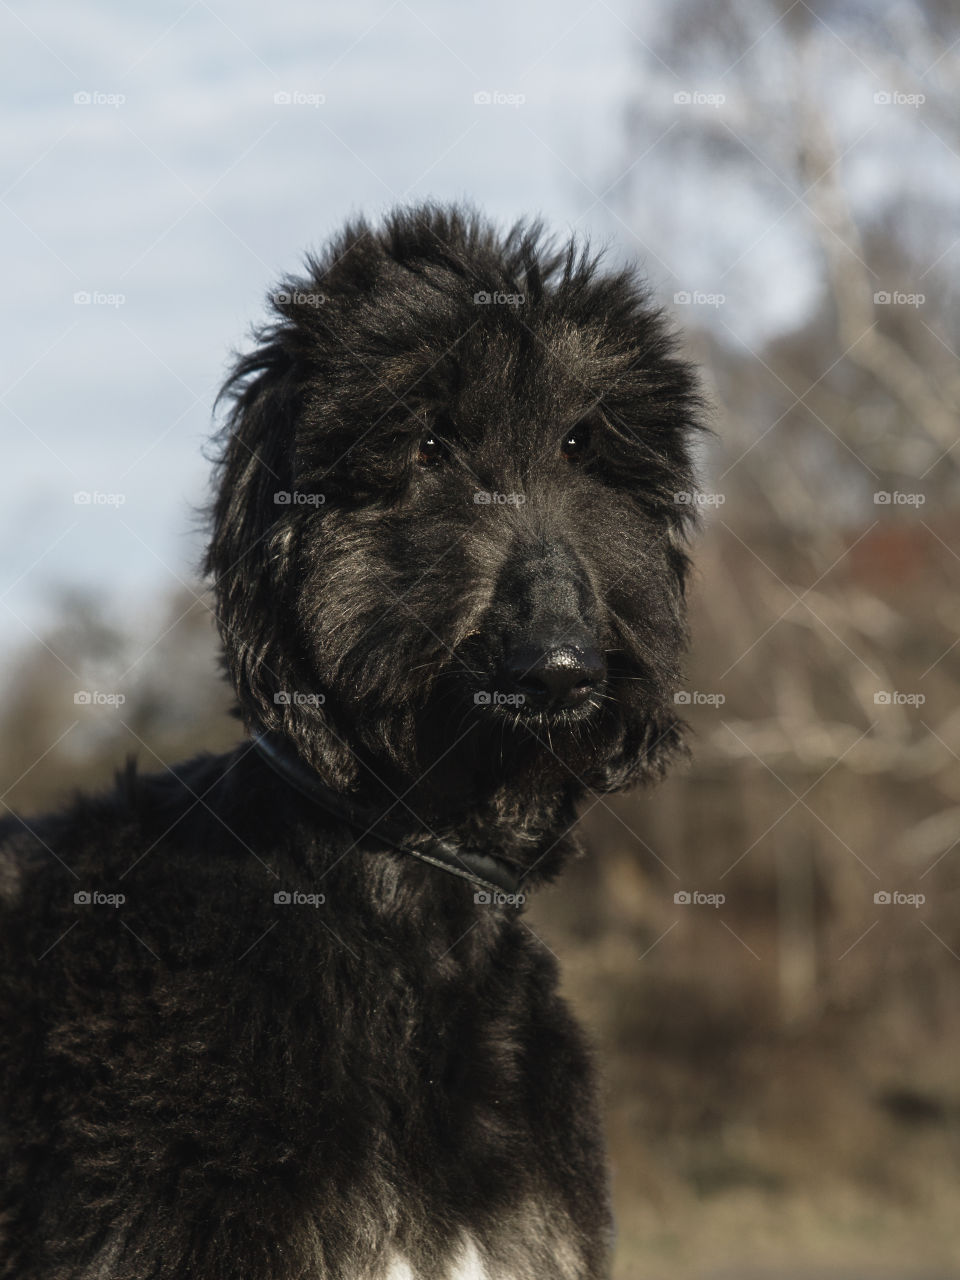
[0,205,701,1279]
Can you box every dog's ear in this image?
[205,337,359,788]
[594,513,695,793]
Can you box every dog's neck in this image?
[252,731,580,897]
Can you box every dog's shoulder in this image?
[0,747,288,994]
[0,749,236,892]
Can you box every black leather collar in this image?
[252,731,523,899]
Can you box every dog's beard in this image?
[404,682,631,804]
[317,627,677,805]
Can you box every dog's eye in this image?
[561,424,591,463]
[416,435,446,468]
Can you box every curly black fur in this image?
[0,204,703,1279]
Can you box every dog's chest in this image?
[369,1213,584,1280]
[383,1236,488,1278]
[264,909,604,1278]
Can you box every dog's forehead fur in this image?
[260,205,696,473]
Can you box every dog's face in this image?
[207,206,702,812]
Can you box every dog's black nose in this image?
[501,641,605,712]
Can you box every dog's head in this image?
[206,204,703,816]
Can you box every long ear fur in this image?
[205,336,360,789]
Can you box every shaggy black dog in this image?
[0,205,701,1279]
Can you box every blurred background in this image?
[2,1,959,1275]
